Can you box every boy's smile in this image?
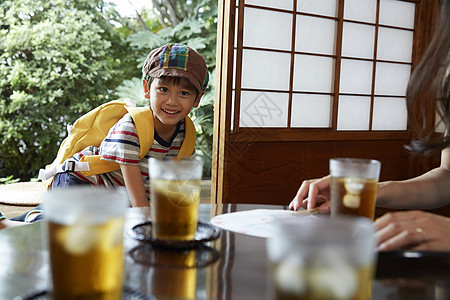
[162,108,179,115]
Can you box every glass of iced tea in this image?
[329,158,381,220]
[43,187,128,300]
[267,216,377,300]
[149,157,203,241]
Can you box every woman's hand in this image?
[289,175,331,213]
[375,210,450,252]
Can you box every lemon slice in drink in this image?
[58,221,97,255]
[343,194,361,209]
[275,257,306,296]
[308,264,357,300]
[343,178,365,209]
[344,177,365,194]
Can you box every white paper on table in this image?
[210,209,318,238]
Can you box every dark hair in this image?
[406,0,450,154]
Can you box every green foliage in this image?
[0,175,20,184]
[151,0,217,28]
[0,0,135,180]
[116,78,148,106]
[115,0,218,177]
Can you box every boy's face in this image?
[143,77,202,129]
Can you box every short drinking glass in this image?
[330,158,381,219]
[267,216,377,300]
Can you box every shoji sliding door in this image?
[212,0,440,204]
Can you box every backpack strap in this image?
[179,116,196,157]
[125,106,154,160]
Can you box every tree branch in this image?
[165,0,181,26]
[176,0,188,19]
[152,0,171,27]
[126,0,149,30]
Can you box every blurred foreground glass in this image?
[149,157,203,241]
[43,187,128,300]
[267,216,377,300]
[329,158,381,219]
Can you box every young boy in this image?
[51,43,209,207]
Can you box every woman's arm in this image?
[376,147,450,209]
[120,164,150,207]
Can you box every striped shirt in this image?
[70,113,187,201]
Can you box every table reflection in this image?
[127,244,219,299]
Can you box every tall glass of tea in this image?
[149,157,203,241]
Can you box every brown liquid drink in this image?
[43,187,128,300]
[151,178,201,240]
[149,157,203,241]
[48,218,124,300]
[273,263,374,300]
[267,217,376,300]
[331,177,378,219]
[329,158,381,220]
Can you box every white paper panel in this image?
[243,7,292,51]
[233,49,237,89]
[240,91,289,127]
[245,0,293,10]
[337,96,371,131]
[241,49,291,90]
[379,0,415,29]
[296,15,336,55]
[340,59,373,94]
[297,0,338,17]
[342,22,375,59]
[372,97,407,130]
[377,27,413,63]
[291,94,332,128]
[374,62,411,96]
[293,54,335,92]
[343,0,377,23]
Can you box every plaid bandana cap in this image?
[142,43,209,93]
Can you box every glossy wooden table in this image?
[1,204,449,299]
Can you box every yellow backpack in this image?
[38,99,196,188]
